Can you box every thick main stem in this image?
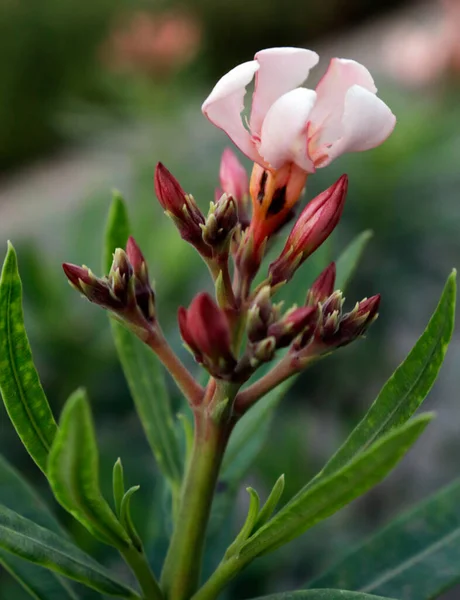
[160,409,231,600]
[121,545,163,600]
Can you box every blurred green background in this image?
[1,0,460,597]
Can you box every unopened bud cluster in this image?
[63,145,382,408]
[63,236,156,339]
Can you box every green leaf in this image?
[239,414,432,560]
[225,487,260,559]
[104,192,182,488]
[0,504,138,599]
[120,486,142,551]
[0,455,78,599]
[0,243,58,473]
[317,270,456,481]
[113,458,125,517]
[335,230,373,291]
[47,389,130,548]
[104,191,131,273]
[253,474,285,531]
[309,476,460,599]
[253,591,395,600]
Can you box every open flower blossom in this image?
[202,47,396,173]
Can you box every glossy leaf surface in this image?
[47,389,130,548]
[0,243,58,473]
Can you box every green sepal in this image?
[47,389,131,548]
[0,242,58,473]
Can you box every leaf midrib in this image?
[359,525,460,593]
[4,270,51,454]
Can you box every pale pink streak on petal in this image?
[322,85,396,166]
[309,58,377,145]
[250,47,319,134]
[258,88,317,171]
[202,61,261,163]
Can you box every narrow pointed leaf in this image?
[254,474,285,531]
[113,458,125,517]
[317,271,455,480]
[335,230,373,291]
[47,389,130,548]
[239,415,432,560]
[0,505,138,598]
[254,591,396,600]
[0,243,58,473]
[120,486,142,550]
[104,193,182,487]
[309,476,460,599]
[225,488,260,559]
[0,455,78,599]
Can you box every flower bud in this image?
[249,162,308,249]
[269,175,348,286]
[251,336,277,365]
[178,292,236,377]
[109,249,133,304]
[247,286,273,342]
[267,305,319,349]
[219,148,250,228]
[306,262,336,306]
[201,194,238,250]
[62,263,120,310]
[154,163,211,256]
[126,236,156,322]
[334,295,380,347]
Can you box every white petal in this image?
[250,47,319,135]
[202,61,261,162]
[309,58,378,144]
[258,88,317,171]
[324,84,396,164]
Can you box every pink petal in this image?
[309,58,377,145]
[250,47,319,134]
[324,84,396,165]
[258,88,317,171]
[202,61,261,163]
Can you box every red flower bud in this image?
[154,163,210,255]
[306,262,337,306]
[336,295,380,345]
[178,292,236,377]
[269,175,348,286]
[267,305,319,348]
[126,236,155,322]
[62,263,122,309]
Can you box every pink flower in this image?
[202,48,396,173]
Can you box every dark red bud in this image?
[269,175,348,286]
[178,293,236,376]
[154,162,187,215]
[306,262,337,306]
[268,305,319,348]
[126,236,145,276]
[62,263,121,309]
[62,263,93,289]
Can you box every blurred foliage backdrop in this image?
[1,0,460,598]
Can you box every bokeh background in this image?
[1,0,460,597]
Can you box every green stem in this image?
[121,545,163,600]
[191,554,248,600]
[160,408,231,600]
